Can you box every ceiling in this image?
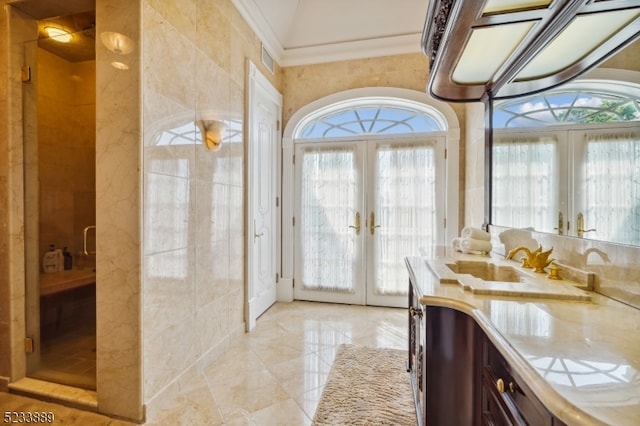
[232,0,430,66]
[8,0,430,66]
[8,0,95,62]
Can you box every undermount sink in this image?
[427,257,593,302]
[445,260,522,283]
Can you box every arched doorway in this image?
[281,88,460,307]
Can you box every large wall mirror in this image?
[490,37,640,247]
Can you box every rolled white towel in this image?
[451,238,462,252]
[461,226,491,241]
[460,238,492,253]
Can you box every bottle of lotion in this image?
[42,244,58,273]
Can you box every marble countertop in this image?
[406,254,640,426]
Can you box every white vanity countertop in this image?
[406,255,640,426]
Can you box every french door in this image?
[293,137,445,307]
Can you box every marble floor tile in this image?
[1,301,408,425]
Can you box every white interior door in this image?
[293,137,445,307]
[246,61,281,330]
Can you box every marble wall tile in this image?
[143,316,198,400]
[140,0,272,416]
[143,4,196,109]
[464,102,485,230]
[196,0,232,74]
[95,0,143,420]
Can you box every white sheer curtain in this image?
[583,132,640,245]
[300,146,358,292]
[374,143,436,296]
[492,136,559,232]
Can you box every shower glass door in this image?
[22,20,97,390]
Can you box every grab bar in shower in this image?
[83,225,96,256]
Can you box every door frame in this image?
[292,136,446,307]
[246,60,282,330]
[281,87,460,302]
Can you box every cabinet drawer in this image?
[484,342,558,426]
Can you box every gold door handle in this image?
[348,212,361,235]
[576,212,596,238]
[369,212,381,235]
[553,211,564,235]
[496,378,505,394]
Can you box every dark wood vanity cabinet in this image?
[408,279,482,426]
[481,340,567,426]
[408,276,567,426]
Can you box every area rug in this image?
[312,344,417,425]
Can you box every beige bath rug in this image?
[312,344,417,425]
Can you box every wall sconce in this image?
[423,1,640,101]
[101,31,135,54]
[196,120,226,152]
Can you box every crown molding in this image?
[281,34,422,67]
[230,0,285,64]
[231,0,422,67]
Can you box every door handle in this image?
[254,220,264,240]
[553,211,564,235]
[83,225,96,255]
[348,212,361,235]
[576,213,596,238]
[369,212,381,235]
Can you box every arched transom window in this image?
[494,80,640,128]
[294,97,447,139]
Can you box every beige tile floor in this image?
[1,301,409,425]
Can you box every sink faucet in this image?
[506,245,554,273]
[506,246,534,268]
[530,246,554,273]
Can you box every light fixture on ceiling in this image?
[44,26,72,43]
[422,0,640,102]
[196,119,226,152]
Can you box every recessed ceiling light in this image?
[45,26,72,43]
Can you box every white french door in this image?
[293,137,445,307]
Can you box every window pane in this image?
[297,101,444,139]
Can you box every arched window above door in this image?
[494,79,640,128]
[294,97,447,139]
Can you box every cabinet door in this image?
[408,278,425,425]
[483,336,556,426]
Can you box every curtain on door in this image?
[582,132,640,245]
[300,146,359,293]
[492,136,559,232]
[373,143,436,296]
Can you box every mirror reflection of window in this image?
[580,132,640,246]
[492,136,559,233]
[493,78,640,246]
